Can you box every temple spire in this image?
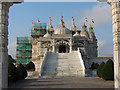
[88,25,96,41]
[49,17,52,25]
[71,16,77,31]
[59,15,65,27]
[48,17,54,32]
[60,15,63,25]
[72,16,75,25]
[80,23,89,39]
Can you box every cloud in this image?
[98,40,107,48]
[98,40,113,55]
[8,41,17,59]
[65,3,112,29]
[82,3,112,27]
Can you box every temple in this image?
[16,16,98,77]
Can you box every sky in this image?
[8,2,113,58]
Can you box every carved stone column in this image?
[111,1,120,89]
[0,2,13,89]
[0,1,23,89]
[70,39,72,53]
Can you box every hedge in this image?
[101,59,114,80]
[17,63,27,80]
[97,62,105,77]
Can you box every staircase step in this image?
[41,52,84,77]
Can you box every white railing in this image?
[78,48,85,76]
[39,48,48,76]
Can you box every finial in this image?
[32,20,34,24]
[85,17,88,22]
[49,17,52,25]
[37,18,40,23]
[60,15,63,26]
[92,19,94,23]
[72,16,75,25]
[61,15,63,19]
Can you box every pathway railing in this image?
[78,48,85,76]
[39,48,48,76]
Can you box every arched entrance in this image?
[59,45,66,53]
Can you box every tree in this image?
[97,62,105,77]
[17,63,27,80]
[8,55,16,63]
[8,61,19,83]
[90,62,99,70]
[89,62,95,70]
[101,59,114,80]
[25,61,35,71]
[94,63,99,69]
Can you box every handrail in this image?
[78,48,85,76]
[39,48,48,76]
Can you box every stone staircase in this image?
[41,51,84,77]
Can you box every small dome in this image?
[54,16,71,35]
[73,31,79,37]
[44,31,51,37]
[54,27,71,34]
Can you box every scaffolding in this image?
[31,23,47,37]
[16,37,32,64]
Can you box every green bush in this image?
[8,61,19,83]
[25,61,35,71]
[17,63,27,80]
[90,62,99,70]
[97,62,105,77]
[101,59,114,80]
[8,55,16,63]
[89,62,95,70]
[94,63,99,69]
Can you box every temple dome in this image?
[54,16,71,35]
[73,31,79,37]
[54,27,71,34]
[44,31,51,37]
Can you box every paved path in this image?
[9,77,114,88]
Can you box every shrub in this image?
[17,63,27,80]
[8,55,16,63]
[8,61,19,83]
[90,62,99,70]
[94,63,99,69]
[97,62,105,77]
[25,61,35,71]
[101,59,114,80]
[89,62,95,70]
